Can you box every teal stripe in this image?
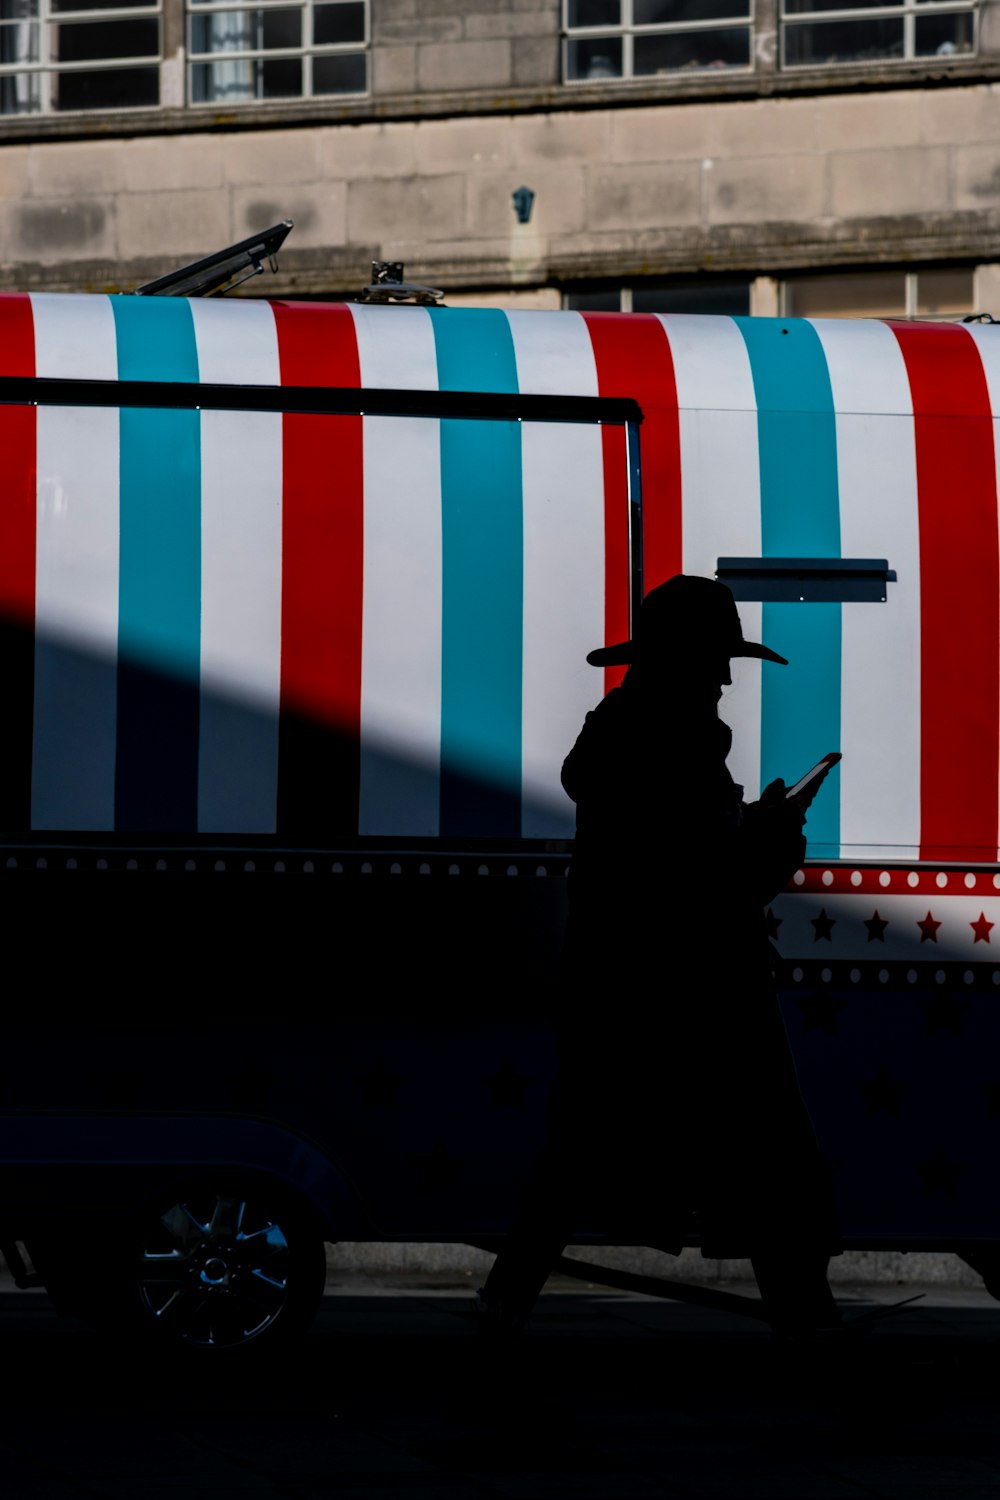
[111,297,201,830]
[735,318,841,856]
[429,309,522,838]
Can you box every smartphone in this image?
[786,752,842,800]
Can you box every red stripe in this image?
[272,302,363,731]
[889,322,999,861]
[271,301,363,834]
[598,423,629,694]
[0,295,36,629]
[582,312,682,604]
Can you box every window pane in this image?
[635,0,748,22]
[914,10,974,55]
[56,17,159,61]
[632,279,750,314]
[0,0,36,19]
[916,268,974,315]
[567,0,620,23]
[53,0,154,12]
[191,56,255,97]
[54,62,158,107]
[564,288,623,310]
[0,16,38,53]
[313,48,365,91]
[259,53,299,93]
[634,25,750,71]
[314,2,365,45]
[783,272,906,318]
[783,16,903,64]
[260,8,300,48]
[0,70,41,111]
[783,0,899,12]
[566,34,622,77]
[191,11,255,53]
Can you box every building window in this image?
[781,0,975,68]
[780,267,975,317]
[0,0,160,114]
[564,279,752,313]
[563,0,752,82]
[188,0,366,103]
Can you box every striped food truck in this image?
[0,287,998,1350]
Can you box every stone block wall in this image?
[1,82,999,295]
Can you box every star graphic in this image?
[794,992,847,1035]
[983,1080,1000,1117]
[810,908,836,942]
[916,993,968,1036]
[356,1060,405,1110]
[864,910,889,943]
[765,907,783,941]
[414,1143,464,1193]
[917,911,941,942]
[856,1064,908,1117]
[916,1147,965,1197]
[482,1060,531,1110]
[971,911,994,943]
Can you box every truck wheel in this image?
[128,1184,327,1352]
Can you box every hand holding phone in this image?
[786,752,842,811]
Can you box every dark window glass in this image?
[53,0,152,11]
[916,267,974,314]
[782,271,906,317]
[0,0,36,18]
[783,0,899,11]
[57,17,158,60]
[260,8,300,48]
[191,57,255,97]
[565,35,622,77]
[313,48,365,90]
[567,0,620,23]
[55,61,158,107]
[564,288,623,311]
[635,0,748,21]
[313,1,365,44]
[634,25,749,70]
[259,53,299,93]
[632,280,750,314]
[914,10,973,54]
[783,16,903,63]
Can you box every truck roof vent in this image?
[358,261,444,306]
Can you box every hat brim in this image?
[586,639,788,668]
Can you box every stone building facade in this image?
[0,1,998,310]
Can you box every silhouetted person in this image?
[476,575,840,1340]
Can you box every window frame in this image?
[185,0,369,106]
[779,0,977,69]
[0,0,161,115]
[562,0,755,84]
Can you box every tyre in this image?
[34,1180,328,1354]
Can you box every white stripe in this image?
[964,325,1000,858]
[506,311,599,397]
[358,415,442,836]
[661,314,763,800]
[520,423,605,838]
[508,314,604,837]
[811,319,921,860]
[192,303,282,833]
[31,295,119,830]
[188,298,283,385]
[30,293,118,380]
[348,303,438,390]
[350,303,442,836]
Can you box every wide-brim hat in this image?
[586,574,788,668]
